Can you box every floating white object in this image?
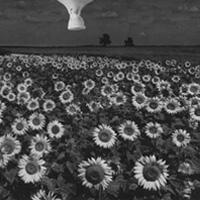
[57,0,93,31]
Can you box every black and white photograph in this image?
[0,0,200,200]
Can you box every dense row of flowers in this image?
[0,54,200,200]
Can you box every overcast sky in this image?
[0,0,200,46]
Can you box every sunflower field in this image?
[0,54,200,200]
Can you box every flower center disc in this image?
[194,108,200,116]
[35,142,45,152]
[63,92,71,100]
[98,130,112,142]
[136,96,145,104]
[149,126,158,134]
[167,103,176,110]
[32,117,41,126]
[51,125,60,134]
[124,126,135,136]
[149,102,158,109]
[16,122,24,131]
[143,164,161,181]
[176,134,185,142]
[85,165,105,184]
[25,162,39,175]
[1,141,14,154]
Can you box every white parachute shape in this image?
[57,0,94,31]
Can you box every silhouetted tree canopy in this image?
[124,37,134,47]
[99,33,112,47]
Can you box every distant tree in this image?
[124,37,134,47]
[99,33,112,47]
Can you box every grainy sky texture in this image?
[0,0,200,46]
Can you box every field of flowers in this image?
[0,54,200,200]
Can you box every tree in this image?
[99,33,111,47]
[124,37,134,47]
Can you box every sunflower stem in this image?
[99,185,103,200]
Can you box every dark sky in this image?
[0,0,200,46]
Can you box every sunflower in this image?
[87,101,102,112]
[31,190,62,200]
[179,84,189,96]
[178,161,195,175]
[118,120,140,141]
[190,105,200,121]
[59,89,74,104]
[47,120,65,139]
[93,124,117,148]
[132,92,148,110]
[0,134,21,157]
[17,91,31,104]
[43,99,56,112]
[172,129,191,147]
[65,103,81,116]
[146,97,163,113]
[109,92,127,106]
[188,82,200,96]
[27,98,40,111]
[12,117,29,135]
[134,155,169,191]
[28,113,46,130]
[54,81,66,92]
[164,98,181,114]
[131,81,145,94]
[18,155,46,183]
[30,134,51,157]
[145,122,163,139]
[7,92,16,102]
[83,79,96,90]
[17,83,27,93]
[78,157,113,190]
[24,78,33,87]
[101,84,115,97]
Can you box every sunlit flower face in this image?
[30,135,51,157]
[132,93,147,110]
[12,117,29,135]
[164,98,181,114]
[131,82,145,94]
[134,155,169,191]
[78,157,113,190]
[18,155,46,183]
[0,135,21,157]
[172,129,191,147]
[145,122,163,139]
[93,124,117,148]
[83,79,96,90]
[47,120,65,139]
[188,83,200,96]
[59,89,74,104]
[43,99,56,112]
[54,81,66,92]
[118,120,140,141]
[101,84,115,96]
[146,97,163,113]
[28,113,46,130]
[27,98,40,111]
[190,105,200,121]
